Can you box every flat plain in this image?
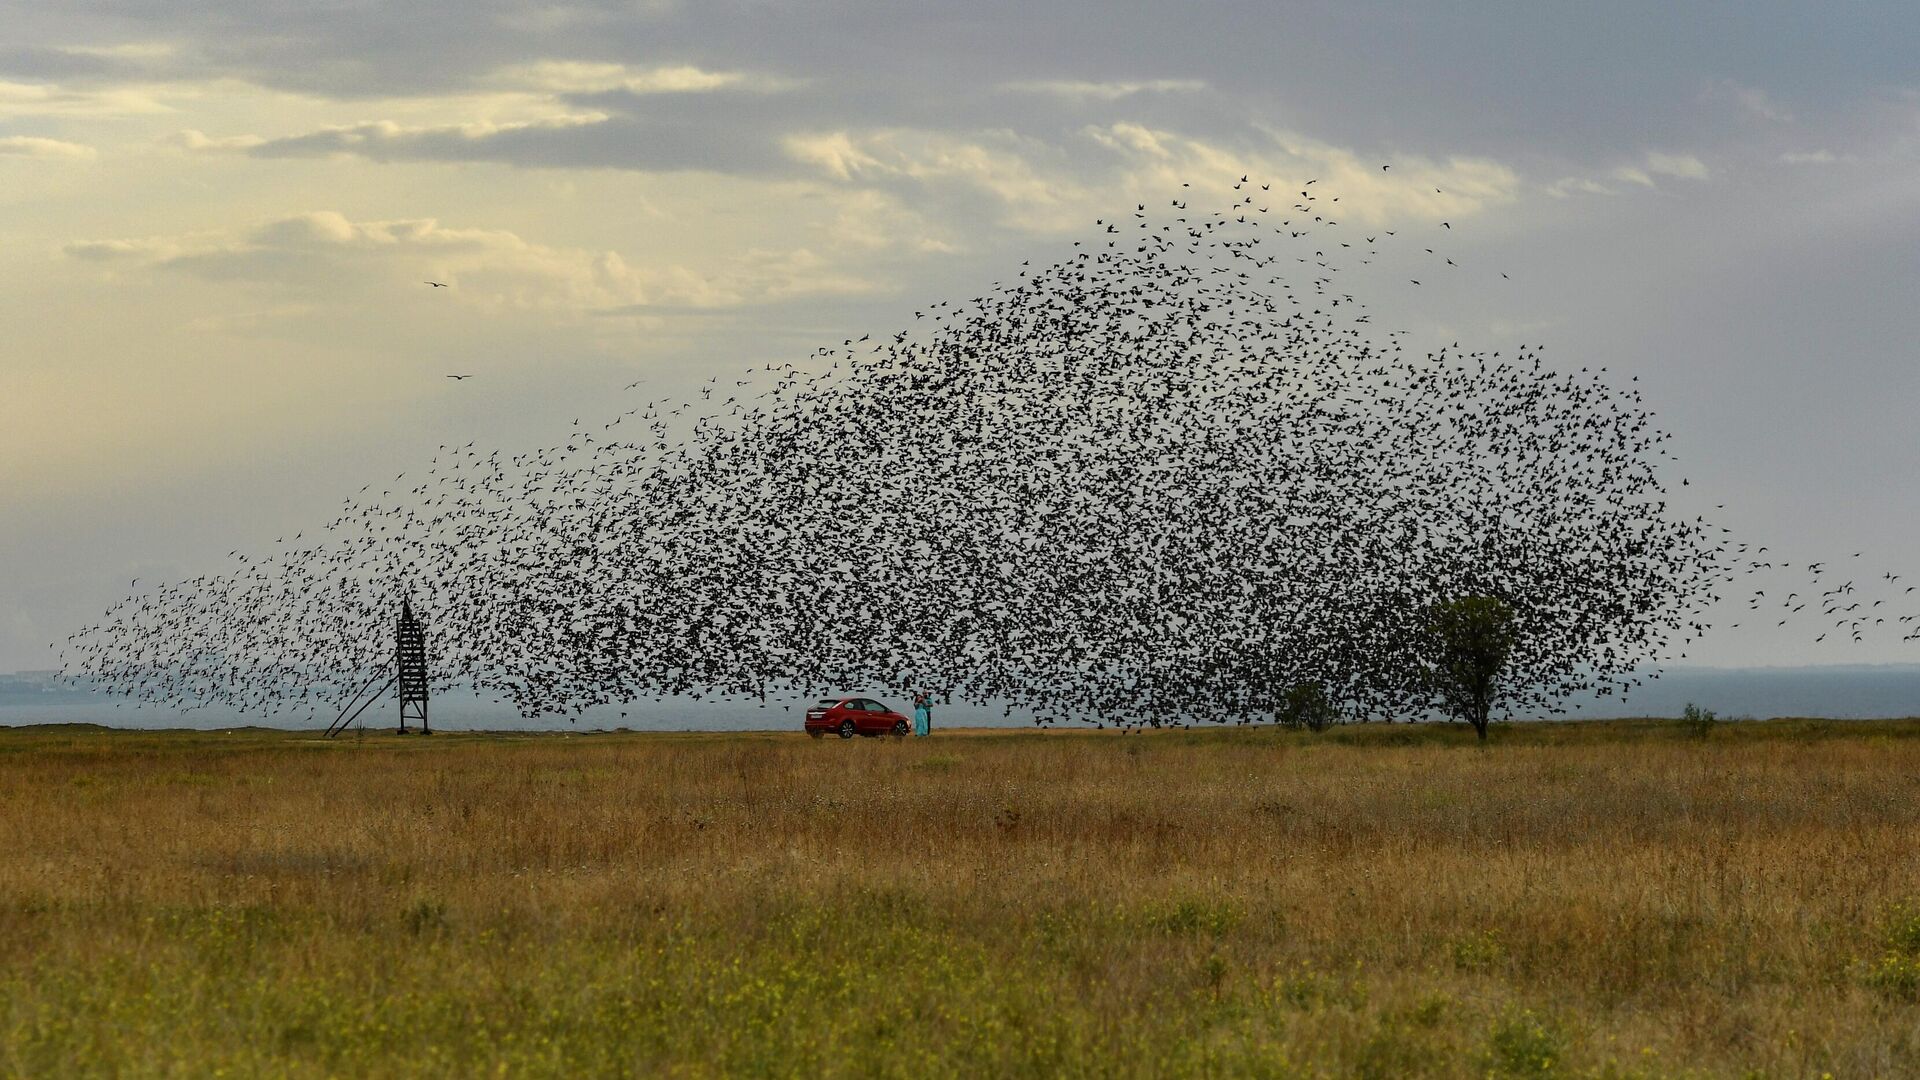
[2,718,1919,1078]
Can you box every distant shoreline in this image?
[8,663,1920,730]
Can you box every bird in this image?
[425,281,448,288]
[59,169,1898,735]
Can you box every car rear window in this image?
[814,699,841,708]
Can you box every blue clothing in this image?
[912,699,932,736]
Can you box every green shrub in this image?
[1280,683,1339,732]
[1883,900,1920,954]
[1200,951,1229,993]
[1268,961,1366,1012]
[1352,995,1456,1079]
[1449,929,1505,972]
[1864,900,1920,1000]
[1482,1006,1566,1077]
[1864,951,1920,1001]
[1681,702,1718,738]
[1144,896,1243,938]
[1406,992,1452,1028]
[1355,1019,1442,1079]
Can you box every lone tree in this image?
[1422,595,1517,741]
[1281,682,1338,732]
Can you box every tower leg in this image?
[395,595,430,735]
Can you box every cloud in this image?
[1609,152,1709,188]
[63,237,168,261]
[1709,80,1793,124]
[165,129,267,151]
[1573,150,1710,192]
[63,210,885,313]
[1545,176,1615,198]
[495,60,794,96]
[0,78,170,117]
[784,129,1062,201]
[489,6,628,34]
[0,135,95,160]
[1002,78,1207,101]
[785,128,1085,231]
[171,94,790,174]
[786,121,1522,233]
[57,42,179,63]
[229,114,611,162]
[781,132,879,180]
[1644,152,1710,180]
[1780,149,1838,165]
[0,41,183,83]
[129,56,806,175]
[1095,122,1522,227]
[812,188,960,254]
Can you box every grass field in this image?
[3,718,1919,1078]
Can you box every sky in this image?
[4,1,1920,673]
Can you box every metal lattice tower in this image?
[396,596,429,734]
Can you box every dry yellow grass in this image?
[2,719,1919,1077]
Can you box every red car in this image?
[805,696,911,739]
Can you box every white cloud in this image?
[0,78,171,117]
[491,6,625,34]
[1780,149,1838,165]
[1644,152,1710,181]
[1545,176,1615,198]
[180,113,612,160]
[64,237,170,261]
[1101,122,1522,227]
[139,62,794,173]
[494,61,794,95]
[165,129,267,152]
[56,42,178,62]
[0,135,96,160]
[811,188,961,255]
[1002,79,1207,101]
[1711,80,1793,123]
[783,132,884,180]
[788,121,1522,233]
[785,128,1080,230]
[1576,150,1710,192]
[63,211,884,314]
[1610,165,1655,187]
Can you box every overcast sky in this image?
[4,2,1918,672]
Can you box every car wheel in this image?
[838,719,856,739]
[892,719,909,738]
[808,729,824,739]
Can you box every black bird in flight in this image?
[63,170,1915,732]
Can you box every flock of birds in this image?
[56,173,1920,728]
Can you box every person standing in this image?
[912,690,933,736]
